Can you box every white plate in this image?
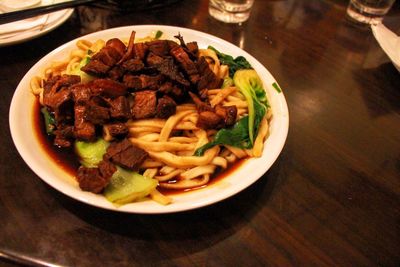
[0,8,74,46]
[9,25,289,214]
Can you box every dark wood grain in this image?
[0,0,399,266]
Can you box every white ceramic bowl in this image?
[9,25,289,214]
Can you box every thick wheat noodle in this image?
[129,126,162,135]
[180,165,216,180]
[159,110,196,142]
[141,160,164,168]
[211,156,228,169]
[209,86,237,107]
[30,76,42,95]
[168,136,198,143]
[155,169,183,182]
[159,174,210,190]
[148,146,219,168]
[225,145,248,158]
[76,39,92,51]
[252,117,269,157]
[137,133,160,141]
[129,138,196,152]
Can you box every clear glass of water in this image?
[208,0,255,23]
[346,0,396,24]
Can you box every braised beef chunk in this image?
[43,74,80,110]
[105,139,148,171]
[81,60,110,76]
[85,100,110,124]
[133,42,149,60]
[146,40,170,56]
[170,45,200,84]
[159,81,185,100]
[91,78,128,97]
[197,111,224,130]
[71,83,91,104]
[123,74,163,90]
[186,42,199,57]
[77,159,116,193]
[108,65,125,80]
[154,57,190,87]
[74,105,96,141]
[53,125,74,148]
[105,38,126,58]
[121,58,145,72]
[215,105,237,127]
[196,56,222,90]
[92,46,121,66]
[107,96,131,120]
[103,122,129,140]
[131,90,157,119]
[156,96,177,119]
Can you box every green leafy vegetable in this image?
[41,107,55,135]
[104,166,158,204]
[195,116,251,156]
[155,30,163,39]
[208,46,252,77]
[75,138,110,168]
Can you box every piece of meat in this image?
[76,159,116,193]
[196,111,224,130]
[107,65,125,80]
[53,124,74,148]
[71,83,92,104]
[103,122,129,141]
[121,58,145,72]
[119,31,136,63]
[196,56,222,90]
[188,91,213,112]
[156,96,177,119]
[104,139,148,171]
[123,74,163,90]
[106,38,126,58]
[133,42,148,60]
[154,57,190,87]
[43,74,80,110]
[215,105,237,127]
[81,60,110,76]
[91,46,121,67]
[107,96,131,120]
[186,41,199,57]
[74,105,96,141]
[170,45,200,84]
[91,78,128,97]
[131,90,157,119]
[146,40,170,56]
[85,100,110,125]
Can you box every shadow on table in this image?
[50,157,282,258]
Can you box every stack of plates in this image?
[0,0,74,46]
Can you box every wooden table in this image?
[1,0,399,266]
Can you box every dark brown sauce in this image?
[33,97,248,195]
[33,98,80,177]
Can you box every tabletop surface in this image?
[0,0,399,266]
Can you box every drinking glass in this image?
[208,0,255,23]
[346,0,396,24]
